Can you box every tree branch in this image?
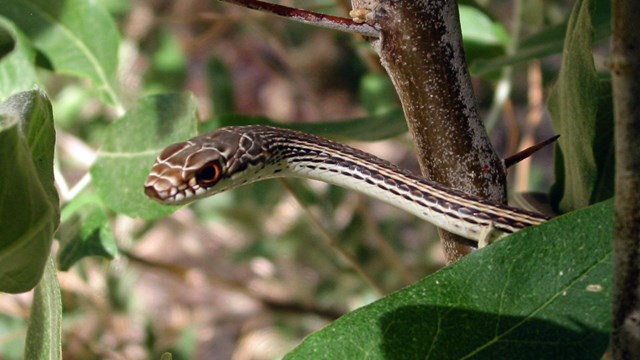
[352,0,506,262]
[219,0,509,262]
[611,0,640,357]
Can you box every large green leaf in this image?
[24,256,62,360]
[91,93,199,219]
[0,90,59,294]
[0,0,121,106]
[0,16,38,99]
[56,194,117,271]
[548,0,614,212]
[286,200,613,359]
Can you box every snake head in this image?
[144,127,271,205]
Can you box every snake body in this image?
[144,126,549,242]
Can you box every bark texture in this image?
[611,0,640,357]
[351,0,506,261]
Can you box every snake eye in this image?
[195,161,222,187]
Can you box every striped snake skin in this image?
[144,125,549,242]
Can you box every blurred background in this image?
[0,0,572,358]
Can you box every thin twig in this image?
[218,0,379,38]
[502,98,521,157]
[514,60,545,191]
[53,161,70,201]
[484,0,523,133]
[355,198,417,285]
[56,131,97,202]
[278,179,386,296]
[484,73,513,133]
[66,173,92,202]
[120,248,344,320]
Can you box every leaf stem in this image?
[356,199,417,285]
[279,179,386,296]
[66,173,93,202]
[484,0,523,133]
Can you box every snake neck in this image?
[252,127,548,242]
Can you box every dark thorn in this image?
[504,135,560,168]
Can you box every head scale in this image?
[144,127,273,205]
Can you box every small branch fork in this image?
[219,0,379,38]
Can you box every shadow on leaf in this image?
[379,305,608,359]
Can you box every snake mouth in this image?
[143,175,181,204]
[144,184,162,201]
[143,183,191,205]
[143,175,210,205]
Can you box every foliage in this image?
[90,93,198,219]
[548,0,613,212]
[0,0,614,358]
[287,200,613,359]
[0,90,59,294]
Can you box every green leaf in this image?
[548,0,614,212]
[470,0,611,75]
[0,313,27,358]
[24,256,62,360]
[457,5,510,74]
[57,194,117,271]
[91,93,199,219]
[205,108,408,142]
[0,0,121,106]
[0,89,59,294]
[206,57,236,116]
[286,200,613,359]
[470,23,565,75]
[144,29,187,93]
[459,5,509,46]
[359,73,398,116]
[0,16,38,99]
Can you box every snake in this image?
[144,125,549,242]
